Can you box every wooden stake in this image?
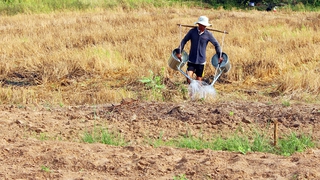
[273,119,278,146]
[177,24,229,34]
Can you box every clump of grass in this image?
[276,132,315,156]
[212,135,252,154]
[38,132,50,141]
[282,100,291,107]
[148,130,315,156]
[81,125,315,156]
[40,165,51,173]
[174,135,215,150]
[82,127,127,146]
[251,131,273,152]
[173,174,188,180]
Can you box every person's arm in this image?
[208,32,223,63]
[176,29,193,60]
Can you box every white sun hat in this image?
[194,16,212,27]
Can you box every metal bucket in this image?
[168,49,188,71]
[211,52,231,73]
[249,2,255,6]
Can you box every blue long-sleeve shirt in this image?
[178,27,221,65]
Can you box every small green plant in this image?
[282,100,290,107]
[41,165,50,172]
[212,135,251,154]
[17,104,25,109]
[82,127,127,146]
[139,70,165,90]
[139,69,165,100]
[83,131,95,143]
[276,132,315,156]
[59,102,64,107]
[229,111,234,116]
[175,136,214,150]
[150,131,164,148]
[173,174,188,180]
[180,83,188,94]
[251,131,273,153]
[148,131,176,148]
[291,174,299,180]
[38,133,49,141]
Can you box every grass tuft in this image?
[276,133,315,156]
[82,127,127,146]
[40,165,51,173]
[147,129,315,156]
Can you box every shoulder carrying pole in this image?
[177,24,229,34]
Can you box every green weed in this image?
[276,132,315,156]
[173,174,188,180]
[139,69,166,101]
[148,130,315,156]
[38,133,50,141]
[82,127,127,146]
[282,100,291,107]
[80,122,316,156]
[41,165,51,172]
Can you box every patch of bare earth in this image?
[0,100,319,179]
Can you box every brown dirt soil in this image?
[0,100,319,180]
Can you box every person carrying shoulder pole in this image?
[176,16,223,84]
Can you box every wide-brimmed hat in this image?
[194,16,211,27]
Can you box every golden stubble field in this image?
[0,6,319,180]
[0,6,319,104]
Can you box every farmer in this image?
[176,16,223,84]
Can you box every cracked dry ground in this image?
[0,100,319,180]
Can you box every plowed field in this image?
[1,100,319,179]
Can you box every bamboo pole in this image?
[177,24,229,34]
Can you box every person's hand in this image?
[218,57,223,64]
[176,53,182,61]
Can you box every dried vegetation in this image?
[0,7,319,105]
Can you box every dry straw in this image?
[0,8,319,105]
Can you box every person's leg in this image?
[187,70,194,84]
[195,64,205,82]
[186,62,196,84]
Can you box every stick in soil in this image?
[274,119,278,146]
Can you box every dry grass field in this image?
[0,6,319,105]
[0,5,320,180]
